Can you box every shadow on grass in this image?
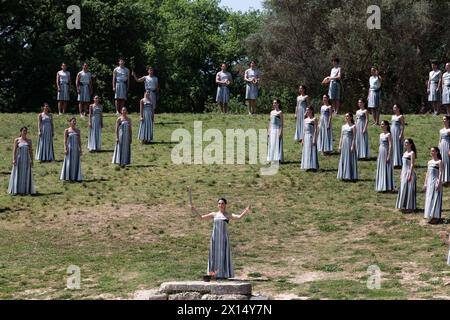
[83,178,110,182]
[129,164,156,168]
[150,141,178,145]
[319,168,338,173]
[156,121,184,125]
[89,149,114,153]
[0,171,10,175]
[281,161,301,165]
[31,192,64,196]
[358,157,377,162]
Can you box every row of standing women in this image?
[266,90,450,223]
[7,92,157,193]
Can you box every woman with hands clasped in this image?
[190,198,251,279]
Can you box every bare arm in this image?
[115,119,120,142]
[400,116,405,139]
[387,134,392,162]
[351,125,356,151]
[408,152,415,181]
[12,138,18,164]
[77,129,82,155]
[28,139,33,166]
[215,73,222,84]
[313,118,318,144]
[112,69,116,91]
[244,70,250,83]
[364,110,368,133]
[64,129,68,155]
[328,108,332,128]
[338,128,343,150]
[88,105,93,127]
[37,114,42,136]
[56,72,60,91]
[132,71,145,82]
[140,99,144,120]
[231,206,251,220]
[438,74,443,91]
[76,72,81,93]
[129,118,132,144]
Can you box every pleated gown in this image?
[391,115,404,167]
[138,101,153,142]
[395,155,416,210]
[439,129,450,184]
[8,141,36,195]
[423,161,442,220]
[294,95,308,141]
[60,131,82,181]
[112,119,131,165]
[88,105,102,151]
[337,124,358,180]
[207,214,234,279]
[356,109,370,159]
[35,114,55,161]
[301,119,319,171]
[317,105,333,153]
[375,134,394,192]
[267,112,283,162]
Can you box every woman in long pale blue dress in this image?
[190,198,251,279]
[441,63,450,116]
[294,85,309,142]
[87,95,103,152]
[428,61,442,115]
[113,58,129,114]
[60,118,82,182]
[35,103,55,162]
[439,115,450,186]
[8,127,36,195]
[337,113,358,181]
[396,139,417,212]
[56,62,70,115]
[367,67,382,126]
[244,60,260,115]
[132,66,160,123]
[112,106,132,167]
[355,99,370,160]
[301,106,319,171]
[375,121,394,192]
[267,99,283,162]
[391,104,405,168]
[423,147,443,224]
[317,95,333,155]
[138,91,153,144]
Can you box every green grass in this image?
[0,112,449,299]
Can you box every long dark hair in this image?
[305,106,314,119]
[358,98,366,109]
[432,146,442,160]
[299,85,307,94]
[346,112,355,125]
[19,126,28,133]
[393,104,403,115]
[405,138,417,158]
[274,99,282,110]
[381,120,391,133]
[218,198,227,204]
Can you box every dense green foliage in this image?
[246,0,450,113]
[0,0,261,112]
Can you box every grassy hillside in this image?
[0,112,449,299]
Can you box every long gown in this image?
[317,105,333,153]
[114,66,129,100]
[77,71,91,102]
[428,70,441,102]
[112,118,131,165]
[267,111,283,161]
[88,105,102,151]
[423,160,442,220]
[391,115,404,167]
[60,131,82,181]
[57,70,70,101]
[35,114,55,161]
[216,71,231,103]
[245,68,259,100]
[375,133,394,192]
[439,128,450,183]
[356,109,370,159]
[294,95,308,141]
[8,140,36,195]
[395,154,416,210]
[207,213,234,279]
[138,100,153,142]
[337,124,358,180]
[301,118,319,171]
